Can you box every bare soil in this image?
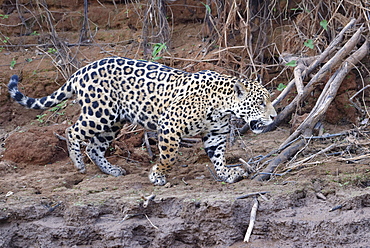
[0,1,369,248]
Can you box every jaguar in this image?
[8,57,276,185]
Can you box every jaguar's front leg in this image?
[202,128,246,183]
[148,127,181,186]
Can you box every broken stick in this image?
[253,139,306,181]
[244,196,259,242]
[236,191,269,200]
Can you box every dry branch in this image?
[266,18,358,132]
[38,3,80,79]
[338,154,370,162]
[288,143,337,169]
[253,139,306,182]
[255,24,369,181]
[244,197,258,243]
[236,191,269,200]
[293,63,305,96]
[79,0,90,43]
[142,0,170,58]
[281,38,369,148]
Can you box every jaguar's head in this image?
[232,79,277,133]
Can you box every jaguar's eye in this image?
[260,101,266,107]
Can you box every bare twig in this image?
[205,164,222,181]
[293,63,305,96]
[244,197,258,242]
[80,0,91,43]
[239,158,256,173]
[236,191,269,200]
[288,143,337,169]
[121,213,141,222]
[54,132,67,141]
[181,177,188,185]
[350,85,370,113]
[338,154,370,162]
[253,139,306,181]
[144,132,154,158]
[145,214,159,229]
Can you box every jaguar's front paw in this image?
[148,164,167,186]
[96,163,126,177]
[218,166,246,183]
[109,166,126,177]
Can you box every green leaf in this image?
[277,83,287,91]
[10,58,16,69]
[47,48,57,54]
[304,39,314,49]
[285,60,297,67]
[151,43,167,61]
[201,2,212,14]
[320,19,328,30]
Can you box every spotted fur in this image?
[8,57,276,185]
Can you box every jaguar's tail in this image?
[8,75,75,110]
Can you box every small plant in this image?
[0,14,9,19]
[320,19,328,30]
[36,113,47,123]
[304,39,314,49]
[285,60,297,67]
[1,36,9,43]
[49,100,67,112]
[10,58,16,69]
[47,48,57,54]
[151,43,167,61]
[30,31,39,36]
[277,83,287,91]
[201,2,212,14]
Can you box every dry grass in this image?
[202,0,369,78]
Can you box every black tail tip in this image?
[8,75,20,90]
[10,75,19,81]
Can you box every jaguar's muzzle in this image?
[249,120,267,134]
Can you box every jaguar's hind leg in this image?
[65,126,87,173]
[86,131,126,176]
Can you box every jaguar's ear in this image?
[234,81,249,99]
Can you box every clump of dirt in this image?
[3,124,69,165]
